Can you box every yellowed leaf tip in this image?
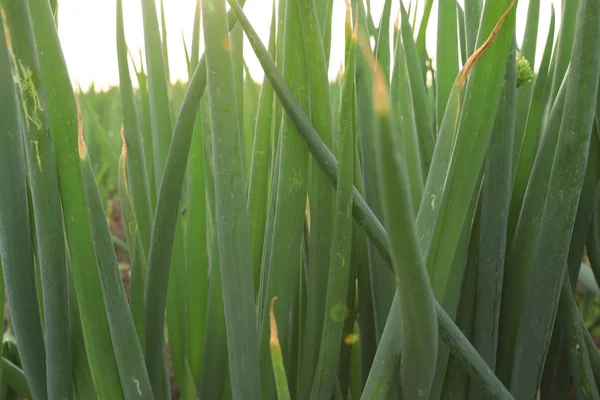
[373,67,389,114]
[270,297,280,347]
[456,0,517,92]
[357,31,390,114]
[394,10,400,31]
[352,5,359,41]
[344,0,351,25]
[344,2,358,42]
[75,91,87,160]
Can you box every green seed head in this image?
[516,51,533,88]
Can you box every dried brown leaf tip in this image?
[344,0,351,26]
[119,126,130,193]
[456,0,517,92]
[120,125,128,161]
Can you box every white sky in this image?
[55,0,562,90]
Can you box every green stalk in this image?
[583,311,600,389]
[159,0,170,82]
[133,61,157,209]
[190,0,200,72]
[197,145,229,399]
[117,152,146,343]
[391,21,424,213]
[509,0,600,396]
[436,0,459,129]
[80,143,154,399]
[399,4,434,175]
[507,8,555,244]
[559,274,600,399]
[202,0,261,398]
[184,117,207,389]
[1,2,71,399]
[140,0,172,189]
[116,0,153,260]
[361,293,402,400]
[243,66,260,180]
[354,0,394,339]
[457,2,467,65]
[182,35,191,77]
[257,1,309,398]
[2,358,31,399]
[232,22,245,178]
[542,125,600,398]
[373,61,438,399]
[442,209,480,399]
[470,37,516,398]
[464,0,483,56]
[310,24,356,400]
[247,4,276,292]
[420,0,516,306]
[320,0,334,66]
[165,218,194,400]
[296,0,336,396]
[353,144,376,392]
[142,5,245,398]
[228,3,515,397]
[430,175,482,400]
[26,0,124,396]
[438,305,513,400]
[0,13,46,399]
[68,262,99,399]
[184,0,206,385]
[548,0,578,100]
[374,0,391,82]
[415,0,434,61]
[512,0,540,167]
[497,76,568,385]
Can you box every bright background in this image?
[55,0,562,90]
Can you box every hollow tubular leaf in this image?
[142,5,245,398]
[227,1,514,397]
[80,146,154,400]
[202,0,261,397]
[0,11,47,400]
[510,0,600,396]
[296,0,336,396]
[26,0,124,396]
[0,2,71,399]
[310,24,356,400]
[372,64,438,399]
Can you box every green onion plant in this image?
[0,0,600,399]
